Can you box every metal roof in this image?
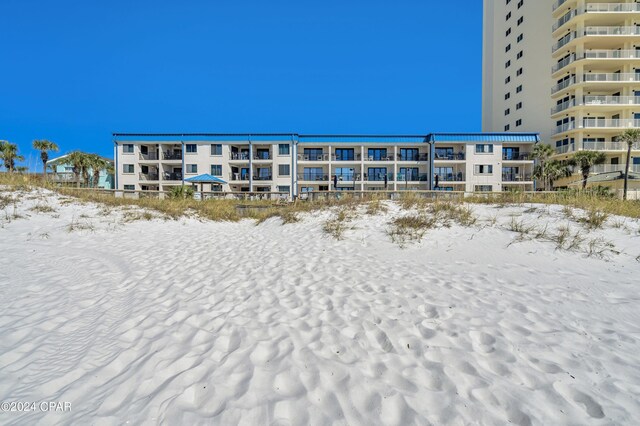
[184,174,228,184]
[427,133,540,143]
[298,135,427,144]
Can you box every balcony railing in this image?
[253,175,272,181]
[438,173,465,182]
[584,49,640,59]
[434,153,465,161]
[363,155,396,161]
[366,173,394,182]
[586,3,640,13]
[555,144,576,154]
[397,173,429,182]
[502,173,533,182]
[162,152,182,160]
[553,9,579,32]
[229,173,249,181]
[552,54,576,73]
[584,95,640,105]
[397,153,429,161]
[555,122,576,134]
[253,153,272,160]
[552,76,576,94]
[553,32,576,52]
[163,172,182,181]
[591,164,640,174]
[584,26,640,36]
[298,153,329,161]
[333,154,362,161]
[502,153,532,161]
[552,0,569,13]
[583,118,640,128]
[298,173,329,181]
[552,98,576,114]
[583,141,640,150]
[229,153,250,160]
[335,173,360,181]
[583,73,640,83]
[139,172,159,181]
[139,152,159,161]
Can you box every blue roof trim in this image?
[427,133,540,143]
[113,134,295,142]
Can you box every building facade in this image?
[113,133,538,196]
[483,0,640,187]
[47,154,115,189]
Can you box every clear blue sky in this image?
[0,0,482,170]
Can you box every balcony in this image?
[253,173,272,181]
[553,9,579,32]
[502,173,533,182]
[584,49,640,60]
[366,173,394,182]
[583,73,640,83]
[552,99,576,114]
[139,172,159,181]
[583,118,640,129]
[434,153,465,161]
[162,152,182,160]
[552,0,570,13]
[583,141,640,150]
[298,153,329,161]
[552,76,576,94]
[163,172,182,181]
[139,152,159,161]
[229,173,249,181]
[397,153,429,161]
[229,152,250,161]
[335,173,361,181]
[502,153,532,161]
[298,173,329,181]
[591,164,640,174]
[363,155,395,161]
[584,95,640,106]
[552,32,576,53]
[583,26,640,36]
[555,121,576,134]
[555,143,576,154]
[397,173,429,182]
[438,172,465,182]
[253,153,272,161]
[552,54,576,73]
[333,154,362,162]
[554,5,640,32]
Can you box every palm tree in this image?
[67,151,91,188]
[86,154,111,188]
[532,143,556,190]
[545,160,573,189]
[617,128,640,200]
[570,150,606,190]
[0,142,24,173]
[32,139,59,179]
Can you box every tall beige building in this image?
[483,0,640,188]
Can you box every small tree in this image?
[570,150,606,190]
[545,160,572,189]
[32,139,59,179]
[617,128,640,200]
[67,151,90,188]
[532,144,556,190]
[87,154,111,188]
[0,142,24,173]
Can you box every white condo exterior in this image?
[113,133,539,197]
[483,0,640,189]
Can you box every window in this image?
[400,148,420,161]
[505,44,511,53]
[278,144,290,155]
[516,102,523,110]
[367,167,388,181]
[505,108,510,116]
[517,0,523,8]
[517,33,523,43]
[255,148,270,160]
[304,148,324,161]
[123,164,134,173]
[474,165,494,175]
[335,167,355,180]
[186,144,197,153]
[505,76,511,84]
[303,167,325,181]
[186,164,197,173]
[399,167,420,181]
[123,184,135,190]
[476,144,494,154]
[516,85,522,93]
[367,148,388,161]
[335,148,355,161]
[211,144,222,155]
[506,0,511,4]
[502,147,521,160]
[278,164,290,176]
[506,12,512,20]
[123,144,134,153]
[506,28,512,36]
[516,68,523,76]
[517,16,523,25]
[505,92,511,100]
[516,119,522,127]
[505,60,511,68]
[516,51,523,59]
[475,185,493,192]
[211,165,222,176]
[278,186,290,193]
[504,124,510,131]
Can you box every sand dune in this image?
[1,189,640,425]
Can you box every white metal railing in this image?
[586,3,640,13]
[555,143,576,154]
[591,164,640,173]
[583,141,640,150]
[553,9,580,31]
[584,26,640,36]
[552,54,576,73]
[553,32,577,52]
[584,49,640,59]
[584,95,640,105]
[555,122,576,134]
[582,118,640,128]
[552,76,576,93]
[552,99,576,114]
[553,0,570,13]
[583,73,640,82]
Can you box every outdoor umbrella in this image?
[184,174,227,199]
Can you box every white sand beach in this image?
[1,189,640,425]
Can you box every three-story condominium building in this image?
[113,133,539,197]
[483,0,640,188]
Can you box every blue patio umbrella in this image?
[184,174,227,197]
